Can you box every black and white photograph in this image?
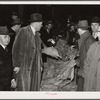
[0,0,100,99]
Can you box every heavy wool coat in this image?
[77,30,95,91]
[12,25,42,91]
[83,42,100,91]
[78,30,95,69]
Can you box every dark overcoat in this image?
[0,45,13,90]
[77,30,95,91]
[12,25,42,91]
[79,31,95,69]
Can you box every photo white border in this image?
[0,1,100,99]
[0,1,100,4]
[1,91,100,99]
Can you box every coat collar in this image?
[30,25,36,36]
[78,30,91,50]
[26,25,41,50]
[80,30,90,40]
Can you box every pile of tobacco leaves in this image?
[40,38,79,91]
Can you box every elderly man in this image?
[12,13,59,91]
[0,26,16,91]
[75,20,95,91]
[83,25,100,91]
[91,16,100,40]
[12,13,44,91]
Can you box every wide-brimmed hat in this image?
[45,20,53,28]
[29,13,43,23]
[76,20,90,29]
[46,21,53,25]
[91,16,100,23]
[11,12,18,16]
[12,18,23,26]
[0,26,13,35]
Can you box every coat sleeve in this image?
[83,46,91,78]
[12,28,27,67]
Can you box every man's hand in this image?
[11,79,17,88]
[75,58,80,67]
[47,39,55,44]
[14,67,20,74]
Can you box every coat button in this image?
[30,58,32,60]
[28,68,30,71]
[98,58,100,61]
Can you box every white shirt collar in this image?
[11,26,16,32]
[30,25,36,36]
[0,43,6,49]
[92,32,98,39]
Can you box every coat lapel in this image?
[27,25,36,50]
[80,31,90,54]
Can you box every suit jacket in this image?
[40,28,53,47]
[12,25,43,91]
[0,45,13,79]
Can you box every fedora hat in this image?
[46,21,53,25]
[76,20,89,29]
[0,26,13,35]
[11,12,18,16]
[12,18,23,26]
[91,16,100,23]
[29,13,43,23]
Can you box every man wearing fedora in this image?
[8,18,22,51]
[12,13,44,91]
[11,18,22,35]
[75,20,95,91]
[91,16,100,40]
[0,26,16,91]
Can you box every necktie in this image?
[35,32,39,49]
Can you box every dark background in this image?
[0,5,100,25]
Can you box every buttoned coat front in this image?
[12,25,42,91]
